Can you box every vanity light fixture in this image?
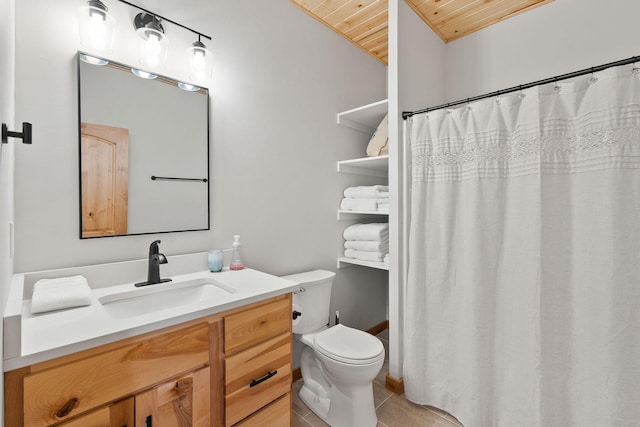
[178,82,201,92]
[134,13,169,69]
[77,0,117,55]
[79,53,108,66]
[131,68,158,80]
[186,36,213,84]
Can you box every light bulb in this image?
[77,3,116,54]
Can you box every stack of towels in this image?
[340,185,389,213]
[31,275,92,314]
[343,223,389,263]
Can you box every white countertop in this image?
[3,267,300,371]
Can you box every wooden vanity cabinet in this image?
[56,397,134,427]
[4,294,292,427]
[223,297,292,426]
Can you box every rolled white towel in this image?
[344,240,389,252]
[343,185,389,199]
[344,249,386,262]
[340,197,389,211]
[343,223,388,241]
[383,253,390,263]
[31,275,92,314]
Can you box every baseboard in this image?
[292,320,389,384]
[385,374,404,395]
[293,367,302,382]
[366,320,389,337]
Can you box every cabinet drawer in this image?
[225,333,291,426]
[56,397,133,427]
[224,295,291,354]
[234,393,291,427]
[23,323,209,427]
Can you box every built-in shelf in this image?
[336,99,388,134]
[337,155,388,177]
[337,257,389,271]
[337,210,389,220]
[336,100,390,273]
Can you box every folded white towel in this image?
[344,240,389,252]
[340,197,389,211]
[344,249,387,262]
[343,223,389,241]
[31,275,92,314]
[343,185,389,199]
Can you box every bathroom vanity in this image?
[3,261,298,427]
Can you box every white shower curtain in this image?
[404,64,640,427]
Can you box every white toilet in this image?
[283,270,385,427]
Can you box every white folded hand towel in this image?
[344,249,386,262]
[340,197,389,211]
[343,223,389,241]
[344,240,389,252]
[31,275,92,314]
[343,185,389,199]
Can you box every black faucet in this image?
[135,240,172,287]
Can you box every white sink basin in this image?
[99,278,235,318]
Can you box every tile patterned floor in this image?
[292,331,463,427]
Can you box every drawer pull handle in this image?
[250,370,278,387]
[145,415,152,427]
[55,397,79,418]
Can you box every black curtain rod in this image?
[402,55,640,120]
[116,0,212,41]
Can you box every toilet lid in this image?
[314,324,384,365]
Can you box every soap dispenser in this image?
[229,235,244,271]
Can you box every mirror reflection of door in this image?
[81,122,129,237]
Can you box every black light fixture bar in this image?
[116,0,211,40]
[402,55,640,120]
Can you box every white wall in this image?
[13,0,388,351]
[444,0,640,101]
[0,0,15,418]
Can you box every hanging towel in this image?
[343,223,389,241]
[31,275,92,314]
[344,249,387,262]
[343,185,389,199]
[344,240,389,252]
[340,197,389,211]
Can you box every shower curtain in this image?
[404,64,640,427]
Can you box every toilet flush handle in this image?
[292,310,302,320]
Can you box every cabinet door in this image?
[57,397,134,427]
[135,367,210,427]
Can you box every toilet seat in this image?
[313,324,384,365]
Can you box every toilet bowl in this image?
[283,270,385,427]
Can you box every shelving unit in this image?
[336,99,389,270]
[337,210,388,220]
[337,155,388,177]
[337,257,389,271]
[336,99,388,134]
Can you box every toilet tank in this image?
[282,270,336,334]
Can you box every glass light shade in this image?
[77,5,116,54]
[136,27,169,69]
[79,53,108,66]
[178,82,200,92]
[186,42,213,84]
[131,68,158,80]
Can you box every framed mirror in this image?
[77,52,210,238]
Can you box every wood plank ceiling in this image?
[290,0,554,65]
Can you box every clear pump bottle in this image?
[229,235,244,270]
